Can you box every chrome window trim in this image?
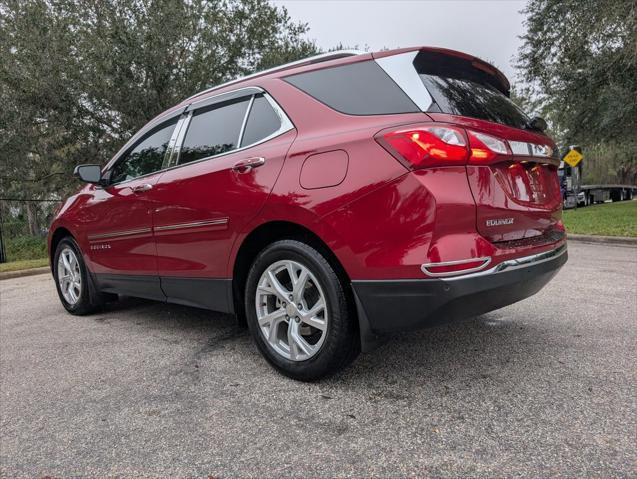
[237,95,255,147]
[375,51,434,112]
[103,88,294,187]
[162,115,189,170]
[185,86,262,113]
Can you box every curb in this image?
[0,267,50,281]
[567,234,637,247]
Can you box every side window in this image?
[178,98,250,164]
[110,118,177,184]
[240,95,282,147]
[284,60,419,115]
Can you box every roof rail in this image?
[185,50,365,102]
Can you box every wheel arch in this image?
[232,221,353,321]
[49,226,74,266]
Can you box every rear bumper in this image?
[352,243,567,338]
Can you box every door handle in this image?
[232,157,266,173]
[132,183,153,193]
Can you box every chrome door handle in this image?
[132,183,153,193]
[232,157,266,173]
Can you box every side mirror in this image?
[73,164,103,184]
[529,116,548,132]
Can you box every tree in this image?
[516,0,637,184]
[0,0,319,205]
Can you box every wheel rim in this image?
[255,260,328,361]
[57,247,82,305]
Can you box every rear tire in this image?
[53,237,109,315]
[245,240,359,381]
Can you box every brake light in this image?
[468,131,510,164]
[379,126,468,169]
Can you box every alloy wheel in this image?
[255,260,328,361]
[57,247,82,305]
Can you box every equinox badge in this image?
[486,218,514,227]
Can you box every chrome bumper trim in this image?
[439,243,568,281]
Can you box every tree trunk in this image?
[25,202,39,236]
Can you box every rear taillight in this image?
[377,124,513,169]
[378,126,468,169]
[468,131,510,164]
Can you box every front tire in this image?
[245,240,359,381]
[53,237,108,315]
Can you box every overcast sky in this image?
[272,0,528,83]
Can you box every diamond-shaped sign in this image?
[563,149,583,167]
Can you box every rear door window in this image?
[240,95,282,147]
[179,98,250,164]
[285,61,419,115]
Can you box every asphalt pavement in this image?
[1,241,636,478]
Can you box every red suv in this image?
[49,47,567,380]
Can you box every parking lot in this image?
[1,241,635,478]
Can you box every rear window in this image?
[285,61,419,115]
[413,50,530,129]
[420,75,530,129]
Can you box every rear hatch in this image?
[376,49,563,243]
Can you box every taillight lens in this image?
[377,124,512,169]
[468,131,510,163]
[379,126,468,169]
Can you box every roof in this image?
[184,46,512,104]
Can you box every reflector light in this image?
[421,257,491,277]
[380,126,468,169]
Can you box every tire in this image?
[53,237,109,315]
[244,240,359,381]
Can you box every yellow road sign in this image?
[563,149,583,167]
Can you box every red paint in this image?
[49,46,564,288]
[300,150,349,189]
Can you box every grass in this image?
[0,258,49,273]
[562,200,637,237]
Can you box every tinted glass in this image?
[179,98,250,164]
[240,95,281,147]
[420,75,530,129]
[285,61,419,115]
[110,118,177,184]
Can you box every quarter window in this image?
[110,118,177,184]
[240,95,282,147]
[284,61,419,115]
[179,98,250,164]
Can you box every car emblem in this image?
[486,218,514,227]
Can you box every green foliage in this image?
[0,0,319,201]
[0,258,48,272]
[5,235,47,261]
[562,200,637,237]
[516,0,637,184]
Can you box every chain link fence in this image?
[0,199,62,263]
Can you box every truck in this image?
[558,146,636,208]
